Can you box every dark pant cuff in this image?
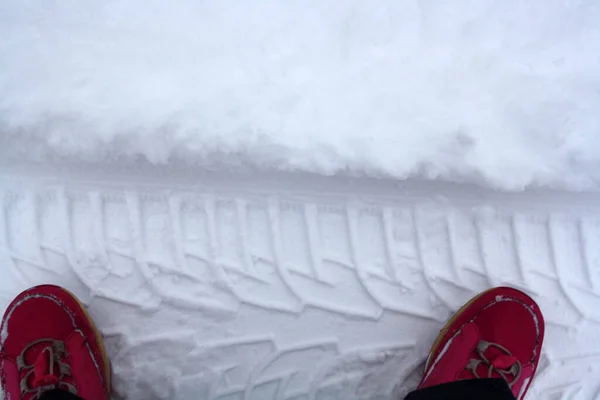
[405,378,516,400]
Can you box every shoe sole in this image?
[60,287,112,396]
[423,287,496,370]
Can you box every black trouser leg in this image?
[39,389,85,400]
[405,379,516,400]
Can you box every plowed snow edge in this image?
[1,167,599,400]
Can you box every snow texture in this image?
[1,172,599,400]
[1,1,600,399]
[1,0,600,191]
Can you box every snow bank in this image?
[1,0,599,190]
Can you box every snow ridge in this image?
[1,0,600,191]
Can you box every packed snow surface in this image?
[1,0,599,190]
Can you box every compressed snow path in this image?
[1,165,600,399]
[1,0,600,190]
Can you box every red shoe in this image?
[1,285,111,400]
[418,287,544,400]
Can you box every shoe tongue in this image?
[456,325,518,382]
[458,350,509,380]
[32,347,60,388]
[493,355,518,370]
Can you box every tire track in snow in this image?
[1,169,599,399]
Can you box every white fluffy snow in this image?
[1,0,599,190]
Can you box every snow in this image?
[1,0,600,191]
[1,1,600,399]
[1,173,599,399]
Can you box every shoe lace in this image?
[467,340,522,388]
[18,339,78,400]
